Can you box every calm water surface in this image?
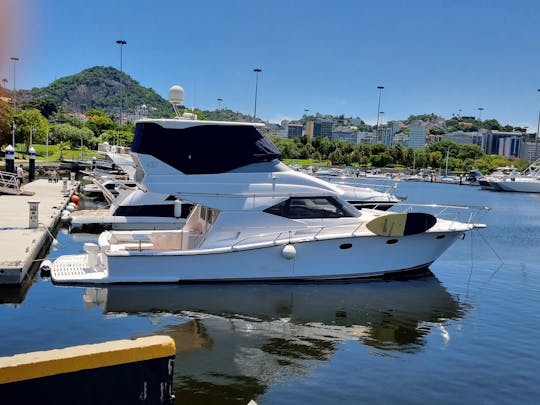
[1,181,539,404]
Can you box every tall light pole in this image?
[116,40,127,125]
[536,89,540,159]
[253,68,262,122]
[478,107,484,122]
[9,56,19,109]
[376,85,384,130]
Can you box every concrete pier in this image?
[0,178,78,284]
[0,335,176,404]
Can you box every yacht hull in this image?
[496,180,540,193]
[51,231,465,284]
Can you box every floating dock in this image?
[0,178,78,284]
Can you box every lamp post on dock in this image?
[253,68,262,122]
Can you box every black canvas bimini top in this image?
[132,122,281,174]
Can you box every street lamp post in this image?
[253,68,262,122]
[376,86,384,130]
[116,40,127,125]
[11,122,16,148]
[478,107,484,122]
[536,89,540,159]
[9,56,19,109]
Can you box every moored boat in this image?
[50,86,487,285]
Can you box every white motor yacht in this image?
[488,158,540,193]
[50,100,486,284]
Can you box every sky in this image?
[2,0,540,129]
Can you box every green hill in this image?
[29,66,172,118]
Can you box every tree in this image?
[85,109,116,135]
[370,152,393,167]
[16,109,50,150]
[22,96,59,118]
[50,123,93,148]
[0,99,13,146]
[56,141,70,161]
[482,119,501,131]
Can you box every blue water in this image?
[1,182,540,404]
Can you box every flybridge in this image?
[131,122,281,175]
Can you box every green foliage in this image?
[16,109,50,150]
[100,129,134,147]
[56,141,71,161]
[30,66,172,120]
[407,113,441,123]
[269,136,495,172]
[84,109,116,135]
[370,152,393,167]
[49,123,93,149]
[0,99,14,145]
[21,95,59,118]
[474,154,514,173]
[428,126,446,135]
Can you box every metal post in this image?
[253,68,262,122]
[536,89,540,160]
[116,40,127,125]
[28,201,39,229]
[9,56,19,109]
[376,86,384,130]
[11,121,16,148]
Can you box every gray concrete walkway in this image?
[0,178,78,284]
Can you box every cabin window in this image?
[264,196,356,219]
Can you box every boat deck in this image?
[0,178,79,284]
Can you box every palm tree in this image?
[57,141,70,161]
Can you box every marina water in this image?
[1,181,539,404]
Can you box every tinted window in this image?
[264,197,355,219]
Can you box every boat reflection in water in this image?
[83,272,466,403]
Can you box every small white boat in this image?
[50,91,486,284]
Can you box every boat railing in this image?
[392,203,490,226]
[319,176,399,195]
[232,222,371,249]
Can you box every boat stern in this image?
[51,243,108,284]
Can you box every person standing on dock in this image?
[16,164,24,186]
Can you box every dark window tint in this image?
[264,196,355,219]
